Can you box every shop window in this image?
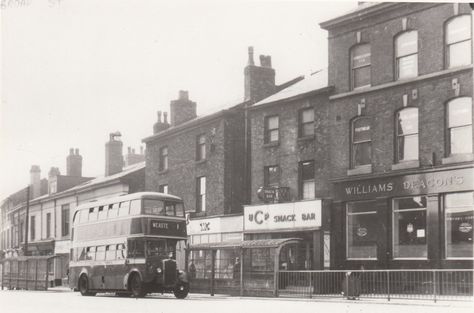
[393,196,427,259]
[351,44,371,89]
[196,176,206,213]
[446,15,472,68]
[445,192,473,259]
[196,134,206,161]
[351,117,372,168]
[264,165,279,187]
[159,146,168,171]
[299,160,315,200]
[159,184,168,194]
[346,201,377,259]
[299,108,315,137]
[395,31,418,80]
[447,97,473,155]
[395,107,419,162]
[264,115,279,144]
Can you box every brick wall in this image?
[249,93,332,204]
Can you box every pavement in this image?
[1,288,473,313]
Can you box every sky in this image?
[1,0,360,200]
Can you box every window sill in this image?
[391,160,420,171]
[195,159,207,165]
[442,153,474,165]
[347,164,372,176]
[263,141,279,148]
[297,135,315,142]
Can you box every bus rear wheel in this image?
[79,275,96,297]
[173,282,189,299]
[129,274,146,298]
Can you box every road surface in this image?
[0,289,472,313]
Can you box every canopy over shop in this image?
[185,238,303,296]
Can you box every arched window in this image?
[395,31,418,80]
[351,44,371,89]
[351,117,372,168]
[395,107,419,162]
[447,97,473,155]
[446,15,472,68]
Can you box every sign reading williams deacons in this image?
[335,167,473,201]
[244,199,322,232]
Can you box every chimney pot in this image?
[248,46,255,66]
[163,112,168,124]
[69,148,74,155]
[179,90,189,101]
[75,148,79,155]
[157,111,162,122]
[132,148,135,154]
[260,55,272,68]
[128,147,131,154]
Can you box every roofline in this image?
[248,86,334,111]
[142,101,248,143]
[319,2,400,30]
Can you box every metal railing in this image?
[1,256,55,291]
[277,269,474,302]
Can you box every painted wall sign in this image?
[188,215,243,235]
[335,167,473,201]
[244,200,322,232]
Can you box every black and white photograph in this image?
[0,0,473,312]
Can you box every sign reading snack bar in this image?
[244,200,322,232]
[335,167,474,201]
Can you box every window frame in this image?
[196,134,206,161]
[264,165,280,188]
[159,184,169,194]
[444,191,474,260]
[30,215,35,241]
[445,14,472,69]
[395,30,418,80]
[46,212,51,239]
[196,176,206,213]
[395,107,419,163]
[446,97,473,156]
[392,196,428,260]
[264,115,279,144]
[299,108,315,138]
[299,160,315,200]
[350,116,372,168]
[346,201,378,260]
[159,146,168,171]
[61,204,70,237]
[350,43,371,90]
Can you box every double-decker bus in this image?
[69,192,189,298]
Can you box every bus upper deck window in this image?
[97,206,107,220]
[88,208,97,221]
[165,203,175,216]
[108,203,118,218]
[118,201,130,217]
[175,203,185,217]
[144,199,164,215]
[129,200,141,215]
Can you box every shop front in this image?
[332,165,474,270]
[243,199,329,270]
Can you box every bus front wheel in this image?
[173,282,189,299]
[79,275,96,297]
[129,274,146,298]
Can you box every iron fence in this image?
[1,256,55,291]
[277,269,473,302]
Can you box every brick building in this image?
[243,70,333,270]
[320,2,473,270]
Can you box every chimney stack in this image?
[153,110,170,134]
[67,147,82,177]
[170,90,197,127]
[105,132,123,176]
[244,46,276,103]
[124,145,145,167]
[30,165,41,199]
[48,167,60,178]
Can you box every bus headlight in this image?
[156,267,162,274]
